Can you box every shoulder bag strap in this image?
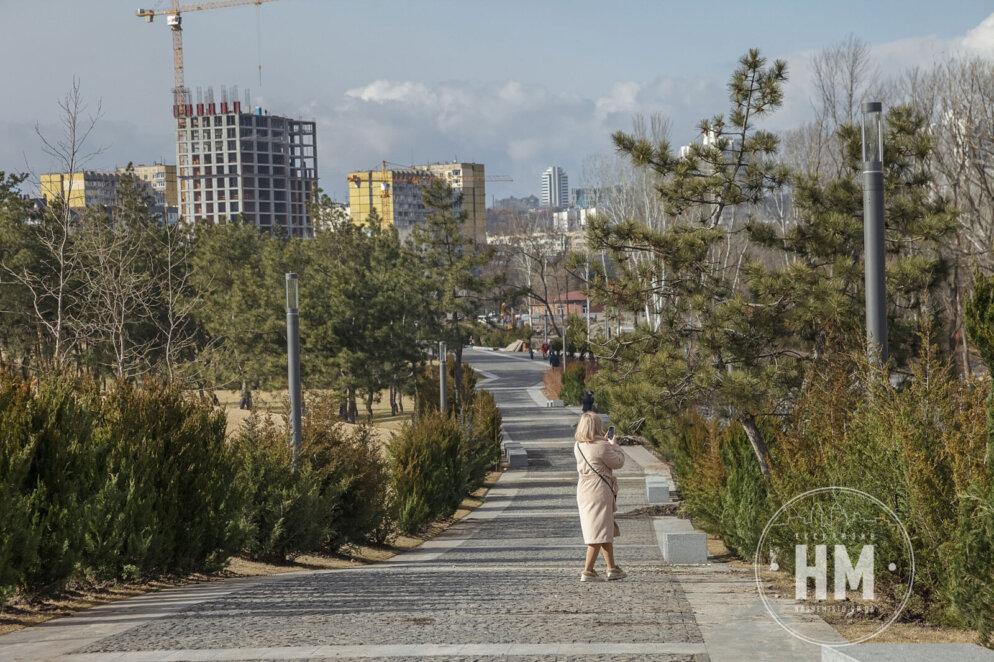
[575,442,617,502]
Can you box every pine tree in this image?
[588,50,791,477]
[411,180,501,411]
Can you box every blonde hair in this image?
[574,412,604,443]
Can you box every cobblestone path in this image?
[2,349,708,662]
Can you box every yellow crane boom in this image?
[137,0,277,114]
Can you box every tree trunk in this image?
[348,389,358,424]
[739,413,772,479]
[365,389,375,421]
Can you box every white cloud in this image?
[961,13,994,55]
[307,76,729,200]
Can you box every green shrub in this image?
[300,394,392,550]
[946,479,994,647]
[389,412,466,534]
[465,390,502,491]
[0,375,98,603]
[234,414,327,563]
[560,363,587,405]
[89,380,242,576]
[416,359,479,418]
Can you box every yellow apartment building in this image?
[40,171,121,208]
[41,164,177,209]
[347,161,486,246]
[118,164,178,206]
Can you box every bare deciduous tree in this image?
[1,80,104,368]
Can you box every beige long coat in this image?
[574,439,626,544]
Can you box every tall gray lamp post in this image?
[439,341,447,414]
[862,102,887,363]
[286,273,302,459]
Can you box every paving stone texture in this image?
[0,348,833,661]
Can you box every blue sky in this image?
[3,1,994,200]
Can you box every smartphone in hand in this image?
[607,425,615,441]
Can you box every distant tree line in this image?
[0,157,499,421]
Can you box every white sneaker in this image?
[606,567,627,581]
[580,570,605,582]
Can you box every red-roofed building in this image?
[529,290,604,320]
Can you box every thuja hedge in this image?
[620,343,994,644]
[393,364,503,533]
[0,375,396,605]
[0,374,239,605]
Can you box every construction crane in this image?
[137,0,277,115]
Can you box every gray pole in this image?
[562,306,567,372]
[285,273,302,459]
[862,102,888,363]
[585,255,591,342]
[439,341,447,414]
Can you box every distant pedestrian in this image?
[574,412,626,582]
[581,390,595,412]
[530,347,535,360]
[550,351,560,368]
[469,336,475,347]
[541,342,549,358]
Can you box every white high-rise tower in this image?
[541,166,568,208]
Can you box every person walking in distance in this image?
[574,412,627,582]
[581,390,595,412]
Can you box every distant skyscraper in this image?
[541,166,568,208]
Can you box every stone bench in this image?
[653,518,707,565]
[503,441,528,468]
[646,476,670,504]
[822,644,994,662]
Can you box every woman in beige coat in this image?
[574,411,627,582]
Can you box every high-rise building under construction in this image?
[174,90,318,236]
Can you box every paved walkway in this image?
[1,349,836,661]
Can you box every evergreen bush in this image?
[89,380,241,576]
[559,363,587,405]
[0,375,98,603]
[234,414,327,562]
[389,412,466,534]
[464,390,502,491]
[300,394,392,550]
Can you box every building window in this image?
[230,201,239,212]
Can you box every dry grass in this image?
[0,471,502,637]
[543,366,562,400]
[218,388,413,439]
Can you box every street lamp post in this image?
[862,102,887,363]
[439,341,447,414]
[285,273,302,459]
